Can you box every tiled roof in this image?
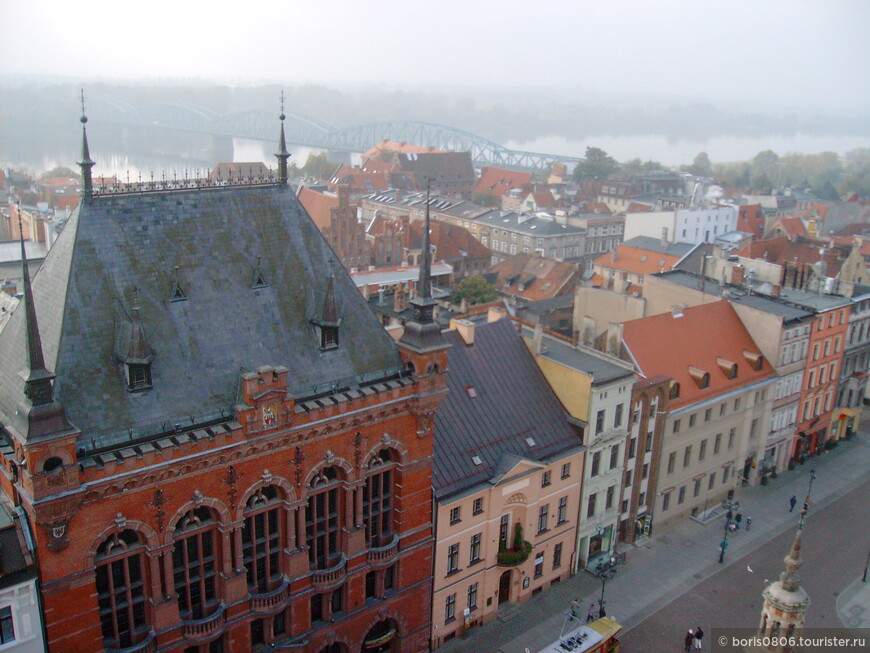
[492,254,579,301]
[362,140,442,160]
[0,185,403,448]
[593,244,682,276]
[738,235,844,276]
[474,167,533,197]
[622,301,775,410]
[297,186,340,230]
[432,318,582,499]
[394,152,475,182]
[408,220,490,261]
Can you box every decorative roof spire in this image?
[78,90,95,198]
[17,207,55,406]
[275,91,290,186]
[418,179,433,302]
[779,528,804,592]
[320,273,339,325]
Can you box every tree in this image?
[451,275,497,306]
[40,166,79,180]
[573,146,618,182]
[838,148,870,199]
[750,150,780,190]
[687,152,713,177]
[300,152,338,180]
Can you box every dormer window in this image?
[127,363,152,391]
[320,325,339,351]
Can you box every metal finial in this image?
[280,90,285,121]
[80,89,88,124]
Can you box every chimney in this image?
[378,287,385,305]
[661,227,669,249]
[731,266,745,286]
[487,306,507,323]
[451,318,476,346]
[533,322,544,354]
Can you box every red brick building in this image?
[0,113,447,652]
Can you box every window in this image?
[470,533,482,564]
[683,446,692,468]
[596,410,605,434]
[95,530,150,649]
[708,473,716,489]
[330,587,344,616]
[306,467,343,570]
[499,515,509,549]
[734,398,741,410]
[541,470,552,487]
[472,498,484,515]
[561,463,571,479]
[728,428,736,450]
[445,594,456,623]
[467,583,478,611]
[173,507,220,621]
[662,492,671,512]
[714,433,722,455]
[242,486,283,594]
[642,463,649,480]
[667,452,676,474]
[628,438,637,459]
[587,493,597,518]
[363,455,394,547]
[723,466,730,483]
[591,451,601,476]
[609,445,620,469]
[553,543,563,569]
[638,492,646,506]
[704,408,712,422]
[673,419,681,434]
[624,469,632,487]
[449,507,461,525]
[689,414,696,428]
[678,486,686,504]
[605,486,615,510]
[447,544,460,574]
[614,403,624,427]
[720,403,726,417]
[699,440,707,462]
[126,363,152,391]
[534,554,544,578]
[558,496,569,523]
[311,594,324,623]
[320,325,339,351]
[694,479,702,497]
[538,505,549,533]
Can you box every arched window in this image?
[363,450,395,547]
[94,529,150,649]
[242,486,284,593]
[306,467,343,570]
[172,507,220,620]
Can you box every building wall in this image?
[430,451,584,649]
[623,211,674,243]
[0,579,44,653]
[573,287,646,345]
[17,366,441,653]
[641,276,721,318]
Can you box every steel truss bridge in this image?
[93,100,581,172]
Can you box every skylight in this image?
[526,437,536,447]
[472,456,483,466]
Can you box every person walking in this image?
[684,629,694,652]
[746,516,752,531]
[789,495,797,512]
[586,603,596,622]
[735,513,742,530]
[694,625,704,649]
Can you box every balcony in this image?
[496,541,532,567]
[311,555,347,589]
[181,603,226,641]
[367,533,399,565]
[106,630,156,653]
[250,578,289,612]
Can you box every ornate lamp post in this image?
[593,556,618,617]
[718,496,740,564]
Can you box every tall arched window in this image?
[94,529,150,649]
[306,466,343,570]
[242,486,284,593]
[363,449,395,547]
[172,507,220,620]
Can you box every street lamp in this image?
[718,497,740,564]
[593,556,618,617]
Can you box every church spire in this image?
[18,209,54,406]
[417,180,433,302]
[276,91,290,186]
[78,90,95,198]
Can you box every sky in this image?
[2,0,869,114]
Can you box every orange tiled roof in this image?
[362,140,443,160]
[736,204,764,237]
[492,253,578,302]
[593,244,681,276]
[297,186,339,231]
[626,202,652,213]
[622,301,775,410]
[408,220,491,261]
[474,167,533,197]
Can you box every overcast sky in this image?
[2,0,869,114]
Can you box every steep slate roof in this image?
[432,318,582,499]
[0,185,403,449]
[621,301,776,411]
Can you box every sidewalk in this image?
[439,431,870,653]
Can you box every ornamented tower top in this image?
[755,470,816,651]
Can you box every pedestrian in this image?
[694,625,704,649]
[735,513,742,529]
[789,495,797,512]
[570,598,581,618]
[587,603,596,622]
[746,516,752,531]
[684,629,694,652]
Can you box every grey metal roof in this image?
[523,328,636,387]
[432,318,582,500]
[728,292,815,322]
[622,235,695,258]
[0,185,404,449]
[475,211,584,237]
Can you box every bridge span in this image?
[92,100,582,172]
